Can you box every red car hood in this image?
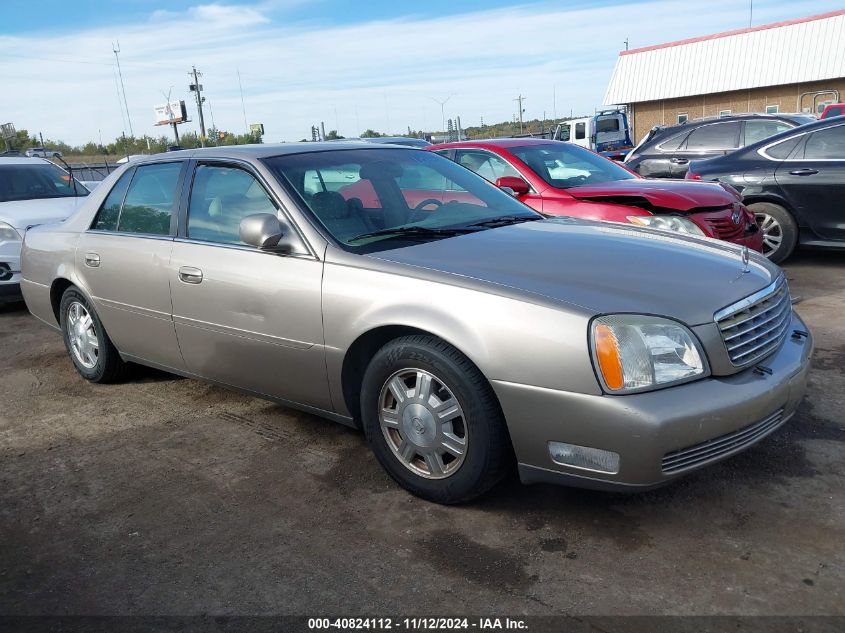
[566,179,739,212]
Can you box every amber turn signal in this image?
[594,323,624,390]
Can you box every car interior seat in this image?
[310,190,373,242]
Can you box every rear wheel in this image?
[59,288,127,383]
[748,202,798,264]
[361,335,511,504]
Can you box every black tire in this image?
[748,202,798,264]
[59,287,127,383]
[361,335,511,504]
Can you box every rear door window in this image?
[117,162,182,235]
[803,125,845,159]
[744,120,793,145]
[683,122,741,150]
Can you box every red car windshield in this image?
[509,144,636,189]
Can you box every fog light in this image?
[548,442,620,474]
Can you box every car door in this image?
[76,161,186,370]
[168,160,331,410]
[671,120,742,177]
[453,148,544,212]
[774,122,845,241]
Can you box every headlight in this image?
[627,215,706,236]
[0,222,21,242]
[591,315,708,394]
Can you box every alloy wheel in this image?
[378,368,467,479]
[66,301,99,369]
[755,212,783,258]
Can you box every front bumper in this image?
[731,226,765,252]
[0,240,22,303]
[494,311,812,491]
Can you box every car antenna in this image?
[55,156,79,196]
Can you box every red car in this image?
[426,139,763,250]
[819,103,845,119]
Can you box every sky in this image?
[1,0,842,145]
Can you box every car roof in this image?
[131,142,423,164]
[652,112,813,135]
[429,138,558,150]
[0,157,51,165]
[735,114,844,152]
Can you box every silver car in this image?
[20,144,813,503]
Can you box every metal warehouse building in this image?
[604,9,845,142]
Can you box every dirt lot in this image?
[1,252,843,617]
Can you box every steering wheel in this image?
[409,198,443,222]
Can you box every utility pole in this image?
[112,41,134,137]
[189,66,207,146]
[514,94,526,133]
[624,38,629,51]
[749,0,753,27]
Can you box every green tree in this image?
[360,129,384,138]
[324,130,344,140]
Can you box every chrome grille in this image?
[715,277,791,366]
[662,409,785,474]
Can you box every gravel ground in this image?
[0,251,843,616]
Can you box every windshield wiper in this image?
[464,215,542,229]
[348,225,478,243]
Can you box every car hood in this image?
[0,196,87,231]
[566,178,738,212]
[370,219,780,326]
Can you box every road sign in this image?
[1,123,16,139]
[250,123,264,137]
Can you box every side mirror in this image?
[495,176,529,196]
[239,213,286,250]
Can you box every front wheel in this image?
[748,202,798,264]
[361,335,511,504]
[59,288,127,383]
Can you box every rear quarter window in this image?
[92,169,134,231]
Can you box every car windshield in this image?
[509,143,636,189]
[0,163,88,202]
[264,148,540,252]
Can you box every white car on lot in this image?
[25,147,63,158]
[0,158,89,303]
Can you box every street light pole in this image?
[429,94,455,134]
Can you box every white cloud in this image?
[0,0,840,145]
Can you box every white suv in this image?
[25,147,62,158]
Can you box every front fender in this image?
[321,260,602,417]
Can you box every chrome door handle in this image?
[789,168,819,176]
[178,266,203,284]
[84,253,100,267]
